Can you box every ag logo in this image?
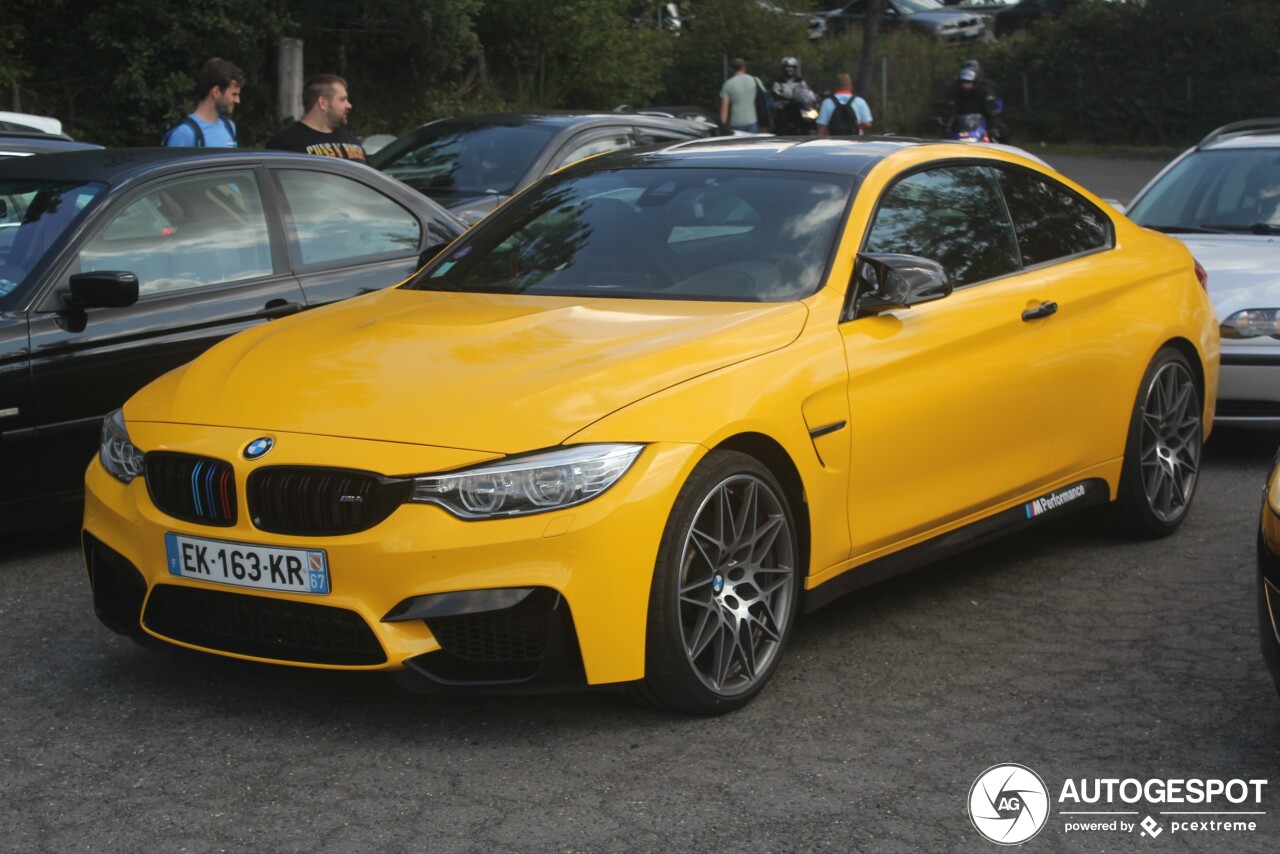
[969,764,1050,845]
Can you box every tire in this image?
[635,450,800,714]
[1110,347,1203,538]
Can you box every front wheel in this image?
[1110,347,1203,538]
[636,451,799,714]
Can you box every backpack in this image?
[753,76,775,131]
[824,95,858,136]
[162,115,237,147]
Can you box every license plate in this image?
[164,533,330,595]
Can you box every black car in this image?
[368,111,719,223]
[0,148,464,531]
[1260,450,1280,697]
[0,130,101,159]
[993,0,1083,36]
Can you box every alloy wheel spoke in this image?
[747,514,784,564]
[749,601,784,644]
[712,622,739,689]
[733,620,757,682]
[686,604,722,661]
[689,525,725,571]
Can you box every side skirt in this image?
[802,478,1110,614]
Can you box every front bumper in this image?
[83,423,703,690]
[1217,340,1280,428]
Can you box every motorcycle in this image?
[772,86,820,136]
[945,112,991,142]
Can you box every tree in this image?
[856,0,883,98]
[476,0,671,108]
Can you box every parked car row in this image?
[808,0,1099,40]
[6,101,1279,711]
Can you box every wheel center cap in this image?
[712,574,725,594]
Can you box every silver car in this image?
[812,0,987,43]
[1127,119,1280,428]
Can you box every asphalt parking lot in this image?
[4,154,1279,853]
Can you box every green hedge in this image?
[4,0,1278,147]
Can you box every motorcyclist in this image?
[949,60,1007,143]
[772,56,818,135]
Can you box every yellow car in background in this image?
[83,137,1218,713]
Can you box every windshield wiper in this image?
[1199,223,1280,235]
[1143,224,1229,234]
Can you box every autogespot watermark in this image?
[968,765,1269,844]
[969,764,1052,845]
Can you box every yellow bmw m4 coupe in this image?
[83,137,1218,713]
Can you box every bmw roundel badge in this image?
[244,437,274,460]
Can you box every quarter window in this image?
[277,170,421,267]
[865,165,1020,287]
[553,134,634,170]
[80,172,271,297]
[995,167,1110,265]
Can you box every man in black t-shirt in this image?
[266,73,367,161]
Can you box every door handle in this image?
[1021,301,1058,322]
[256,300,303,320]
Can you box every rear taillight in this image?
[1193,259,1208,291]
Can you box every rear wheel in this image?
[1111,347,1203,538]
[636,451,799,714]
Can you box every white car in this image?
[1127,119,1280,428]
[0,111,67,137]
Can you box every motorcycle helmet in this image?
[961,59,982,77]
[958,67,978,83]
[781,56,800,79]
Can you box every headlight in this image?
[100,409,145,483]
[1220,308,1280,339]
[410,444,643,519]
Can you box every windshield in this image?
[0,179,105,298]
[895,0,944,12]
[1128,148,1280,234]
[371,122,556,202]
[408,166,854,302]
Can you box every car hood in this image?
[1168,235,1280,315]
[129,288,808,453]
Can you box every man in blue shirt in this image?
[162,58,244,148]
[816,73,873,137]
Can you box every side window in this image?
[634,127,700,146]
[995,167,1111,266]
[864,165,1020,287]
[277,169,422,267]
[552,133,634,170]
[79,171,271,297]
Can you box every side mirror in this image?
[849,253,952,319]
[67,271,139,309]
